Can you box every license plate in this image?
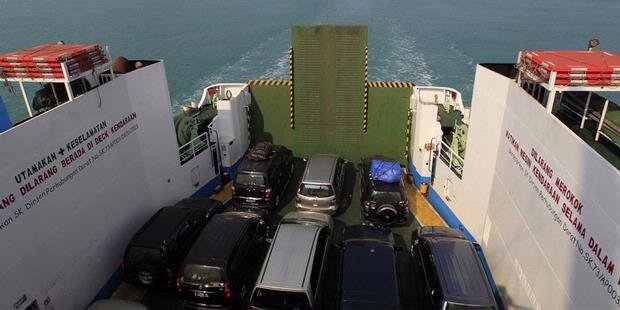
[194,291,209,298]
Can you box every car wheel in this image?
[377,204,398,225]
[137,265,156,286]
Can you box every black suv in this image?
[123,198,224,287]
[233,143,294,210]
[411,226,498,310]
[360,156,408,226]
[177,207,269,309]
[337,225,400,310]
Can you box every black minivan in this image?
[337,225,400,310]
[233,143,294,209]
[177,207,269,309]
[123,198,224,287]
[411,226,499,310]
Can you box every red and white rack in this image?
[0,43,113,117]
[516,50,620,143]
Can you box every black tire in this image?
[136,264,157,286]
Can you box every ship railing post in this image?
[18,81,33,117]
[595,99,610,141]
[580,92,592,129]
[60,62,74,101]
[545,72,557,114]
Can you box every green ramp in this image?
[249,25,412,164]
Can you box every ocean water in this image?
[1,0,619,120]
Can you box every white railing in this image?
[178,131,211,164]
[438,140,464,178]
[198,83,247,108]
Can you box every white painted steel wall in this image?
[410,89,442,179]
[451,65,620,309]
[0,62,221,310]
[215,87,250,168]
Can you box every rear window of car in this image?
[445,303,495,310]
[182,265,223,284]
[299,183,333,198]
[251,288,310,309]
[236,172,265,186]
[126,246,161,263]
[371,190,404,203]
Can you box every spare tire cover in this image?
[377,204,398,224]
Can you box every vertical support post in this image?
[580,92,592,129]
[18,81,33,117]
[595,99,610,141]
[60,63,74,101]
[545,90,556,114]
[50,83,59,104]
[546,71,557,114]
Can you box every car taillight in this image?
[363,200,371,209]
[330,198,338,206]
[264,188,273,198]
[231,186,236,195]
[296,195,301,203]
[224,282,232,299]
[176,276,183,293]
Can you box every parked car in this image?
[360,156,408,226]
[249,211,333,310]
[337,225,400,310]
[123,198,224,287]
[233,143,294,209]
[296,154,346,214]
[411,226,498,310]
[177,207,269,309]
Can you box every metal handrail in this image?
[438,140,464,178]
[178,131,210,163]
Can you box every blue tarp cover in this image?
[370,160,401,183]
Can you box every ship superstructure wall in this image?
[439,65,620,309]
[0,62,220,309]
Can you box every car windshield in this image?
[371,190,403,203]
[251,288,310,310]
[236,173,265,187]
[182,265,223,284]
[299,184,333,198]
[445,303,496,310]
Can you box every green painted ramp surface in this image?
[249,25,412,164]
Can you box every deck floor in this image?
[117,158,432,309]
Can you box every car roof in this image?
[258,223,322,290]
[427,238,496,306]
[343,225,394,244]
[131,207,192,247]
[302,154,340,184]
[238,145,285,174]
[341,241,399,308]
[184,213,254,267]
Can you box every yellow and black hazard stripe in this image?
[367,81,414,88]
[363,46,369,133]
[289,47,295,129]
[247,80,292,86]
